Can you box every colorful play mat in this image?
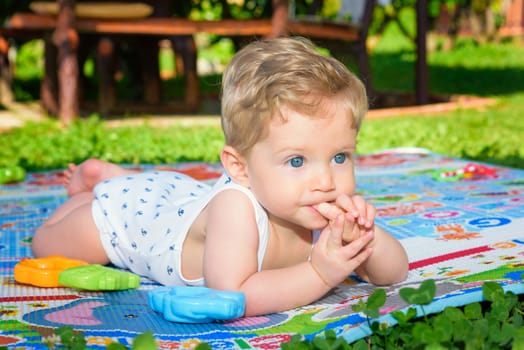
[0,148,523,349]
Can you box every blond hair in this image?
[220,37,368,155]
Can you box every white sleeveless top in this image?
[92,172,270,286]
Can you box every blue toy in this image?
[148,286,245,323]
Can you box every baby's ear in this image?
[220,146,250,187]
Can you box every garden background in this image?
[0,0,523,170]
[0,1,523,348]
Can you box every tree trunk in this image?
[0,35,14,106]
[270,0,289,38]
[53,0,79,125]
[41,33,59,116]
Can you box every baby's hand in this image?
[315,194,376,243]
[310,214,373,287]
[336,194,376,242]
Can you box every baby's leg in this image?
[32,192,109,264]
[42,192,94,227]
[64,158,138,196]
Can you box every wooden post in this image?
[53,0,79,125]
[138,36,162,105]
[500,0,524,36]
[96,37,116,115]
[171,36,199,107]
[0,35,14,106]
[415,0,429,105]
[270,0,289,38]
[41,33,59,116]
[151,0,199,109]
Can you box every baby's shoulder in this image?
[209,188,255,211]
[202,189,261,240]
[205,189,261,226]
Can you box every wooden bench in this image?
[0,0,376,123]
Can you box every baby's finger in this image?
[346,195,373,227]
[314,214,340,249]
[326,214,344,251]
[353,201,377,229]
[335,195,359,218]
[364,203,376,227]
[315,202,344,221]
[344,243,373,272]
[340,230,374,259]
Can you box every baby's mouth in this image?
[309,205,322,215]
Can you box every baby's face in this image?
[244,101,358,231]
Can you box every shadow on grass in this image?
[12,74,223,106]
[13,50,524,103]
[460,151,524,170]
[371,51,524,97]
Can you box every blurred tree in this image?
[1,0,32,23]
[369,0,507,47]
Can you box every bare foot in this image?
[63,158,136,196]
[63,159,106,196]
[62,163,77,190]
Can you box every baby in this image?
[32,37,408,317]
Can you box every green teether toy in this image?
[0,165,26,184]
[59,264,140,291]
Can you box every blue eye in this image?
[289,156,304,168]
[333,153,347,164]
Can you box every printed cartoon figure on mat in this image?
[32,37,408,316]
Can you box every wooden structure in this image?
[0,0,427,124]
[500,0,524,36]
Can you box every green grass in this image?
[0,118,225,171]
[371,38,524,96]
[358,102,524,169]
[358,17,524,169]
[0,101,522,171]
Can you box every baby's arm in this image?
[354,225,408,285]
[316,195,409,286]
[203,190,373,316]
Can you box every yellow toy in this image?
[14,255,88,287]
